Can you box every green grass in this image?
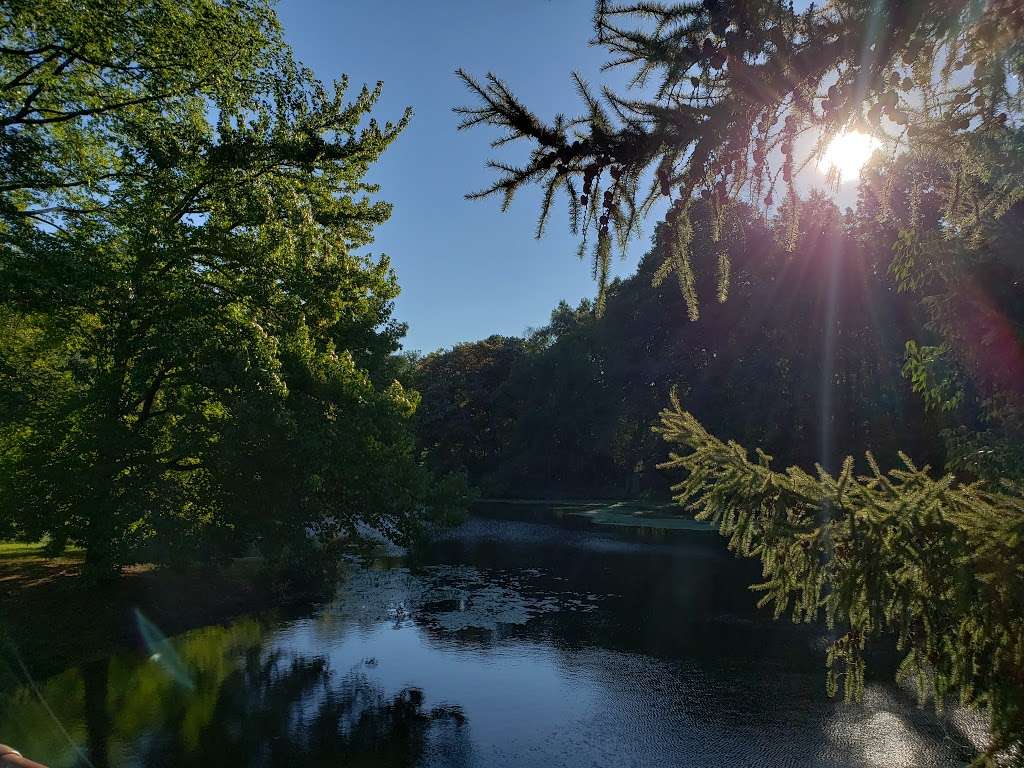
[562,505,714,531]
[555,501,714,531]
[0,540,46,556]
[477,499,715,532]
[0,539,82,563]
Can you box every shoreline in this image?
[1,500,705,684]
[0,545,317,686]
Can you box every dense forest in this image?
[414,184,948,499]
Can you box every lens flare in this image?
[135,608,195,690]
[819,131,881,182]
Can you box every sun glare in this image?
[819,131,881,183]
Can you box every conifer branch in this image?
[655,393,1024,763]
[459,0,1022,311]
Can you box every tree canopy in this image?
[0,0,462,579]
[416,192,942,498]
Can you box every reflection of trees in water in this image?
[1,619,471,768]
[0,654,89,768]
[82,659,111,768]
[175,651,472,768]
[307,557,611,657]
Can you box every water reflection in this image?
[0,510,984,767]
[1,620,471,768]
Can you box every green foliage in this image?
[903,341,964,414]
[652,207,698,320]
[417,195,940,499]
[458,0,1024,485]
[656,392,1024,764]
[0,0,280,209]
[415,335,526,487]
[0,0,465,578]
[882,131,1024,482]
[458,0,1023,305]
[457,0,1024,760]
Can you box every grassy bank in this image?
[0,542,306,685]
[475,499,716,532]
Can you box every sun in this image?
[819,131,881,182]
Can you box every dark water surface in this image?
[0,506,984,767]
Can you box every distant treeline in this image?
[411,189,945,499]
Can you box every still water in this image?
[0,506,983,767]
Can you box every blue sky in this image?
[277,0,854,352]
[276,0,660,352]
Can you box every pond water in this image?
[0,506,984,767]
